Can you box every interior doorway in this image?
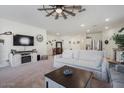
[53,41,63,55]
[56,42,63,54]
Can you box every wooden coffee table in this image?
[45,66,93,88]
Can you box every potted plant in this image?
[112,33,124,48]
[121,52,124,62]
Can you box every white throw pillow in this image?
[72,50,79,59]
[79,50,103,67]
[62,52,73,58]
[89,57,103,67]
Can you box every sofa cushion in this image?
[115,64,124,73]
[78,50,103,66]
[72,50,80,59]
[74,60,101,71]
[79,50,103,59]
[113,81,124,88]
[110,67,124,83]
[55,58,75,64]
[81,57,102,67]
[62,52,73,59]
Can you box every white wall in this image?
[47,28,123,59]
[61,35,84,50]
[86,29,124,59]
[47,32,103,54]
[47,34,57,55]
[0,17,123,64]
[0,18,47,63]
[102,27,124,59]
[86,32,103,40]
[47,33,87,55]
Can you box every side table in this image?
[106,58,120,67]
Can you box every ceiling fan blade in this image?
[74,6,82,9]
[61,12,67,19]
[37,8,56,11]
[55,14,59,20]
[46,10,55,17]
[78,8,86,12]
[37,8,43,11]
[49,5,56,7]
[64,6,82,10]
[63,10,75,16]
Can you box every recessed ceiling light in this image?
[105,26,109,29]
[105,18,110,22]
[56,33,60,36]
[80,24,85,27]
[87,29,90,33]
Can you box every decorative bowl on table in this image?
[63,67,73,76]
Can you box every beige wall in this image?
[0,18,47,63]
[86,32,103,40]
[47,27,124,59]
[60,35,84,50]
[47,34,57,55]
[47,33,87,55]
[47,32,102,54]
[102,26,124,59]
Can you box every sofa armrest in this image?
[115,64,124,73]
[53,54,63,68]
[102,58,109,72]
[101,58,109,81]
[54,54,62,60]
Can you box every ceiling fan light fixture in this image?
[105,18,110,22]
[37,5,86,20]
[56,8,63,14]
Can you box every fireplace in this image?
[21,53,31,64]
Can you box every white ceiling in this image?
[0,5,124,35]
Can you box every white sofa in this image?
[54,50,108,81]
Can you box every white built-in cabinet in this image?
[9,53,37,67]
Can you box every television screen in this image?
[13,34,34,46]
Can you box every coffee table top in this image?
[45,66,93,88]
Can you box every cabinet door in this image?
[31,53,37,62]
[45,77,64,88]
[12,54,21,67]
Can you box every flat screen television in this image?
[13,34,34,46]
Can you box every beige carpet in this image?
[0,56,111,88]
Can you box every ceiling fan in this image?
[37,5,86,20]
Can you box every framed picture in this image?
[77,41,80,44]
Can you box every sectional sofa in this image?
[109,65,124,88]
[54,50,108,81]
